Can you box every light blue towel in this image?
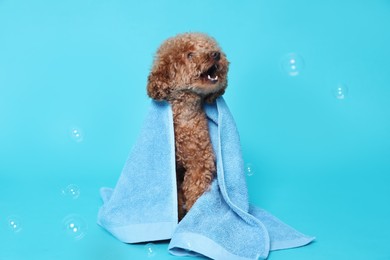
[97,97,314,259]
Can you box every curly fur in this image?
[147,32,229,219]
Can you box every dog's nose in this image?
[210,51,220,61]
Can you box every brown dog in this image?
[147,33,229,219]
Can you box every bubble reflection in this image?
[70,127,84,142]
[281,53,304,76]
[245,163,255,177]
[62,184,80,199]
[62,214,88,241]
[145,243,157,257]
[7,216,22,233]
[333,84,349,100]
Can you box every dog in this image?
[147,32,229,219]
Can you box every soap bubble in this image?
[70,127,83,142]
[62,214,88,240]
[145,243,157,257]
[281,53,304,76]
[62,184,80,199]
[332,84,348,100]
[245,163,255,177]
[7,215,22,233]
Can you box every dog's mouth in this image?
[200,64,219,84]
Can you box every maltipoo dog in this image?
[147,32,229,219]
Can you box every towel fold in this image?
[97,97,314,259]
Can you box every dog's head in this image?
[147,33,229,103]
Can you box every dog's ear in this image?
[204,85,227,104]
[147,59,174,101]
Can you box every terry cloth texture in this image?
[97,97,314,259]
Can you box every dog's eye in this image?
[187,52,194,59]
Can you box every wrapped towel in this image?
[97,97,314,259]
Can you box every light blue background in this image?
[1,0,390,259]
